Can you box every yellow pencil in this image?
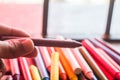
[50,52,59,80]
[30,65,41,80]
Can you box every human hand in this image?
[0,24,37,58]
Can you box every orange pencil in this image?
[71,48,96,80]
[56,36,81,75]
[55,47,78,80]
[39,47,51,71]
[50,52,59,80]
[97,48,120,70]
[47,47,67,80]
[63,48,81,75]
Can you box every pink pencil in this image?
[10,58,20,80]
[26,58,35,67]
[18,57,32,80]
[2,59,11,73]
[71,48,96,80]
[39,47,51,71]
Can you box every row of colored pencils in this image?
[1,38,120,80]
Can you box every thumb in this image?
[0,38,36,58]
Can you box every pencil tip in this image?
[60,73,67,80]
[90,76,97,80]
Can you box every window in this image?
[43,0,120,41]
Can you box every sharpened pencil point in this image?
[90,76,98,80]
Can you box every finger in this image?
[0,24,30,37]
[0,38,34,58]
[23,48,38,58]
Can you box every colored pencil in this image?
[47,47,67,80]
[30,65,41,80]
[78,73,87,80]
[89,39,120,65]
[97,48,120,70]
[55,47,78,80]
[71,48,96,80]
[1,36,82,48]
[50,52,59,80]
[95,38,120,56]
[9,58,20,80]
[82,39,120,80]
[26,58,35,67]
[79,46,107,80]
[34,47,49,80]
[39,47,51,72]
[18,57,32,80]
[56,36,81,75]
[1,59,10,74]
[96,60,113,80]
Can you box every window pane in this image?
[47,0,109,39]
[111,0,120,38]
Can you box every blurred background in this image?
[0,0,120,50]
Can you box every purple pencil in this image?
[34,47,49,80]
[89,39,120,65]
[95,38,120,56]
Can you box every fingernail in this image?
[19,38,34,53]
[24,48,38,58]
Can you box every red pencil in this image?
[97,48,120,70]
[18,57,32,80]
[96,60,114,80]
[82,39,120,80]
[26,58,35,67]
[47,47,67,80]
[10,58,20,80]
